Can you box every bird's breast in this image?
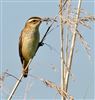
[22,31,40,61]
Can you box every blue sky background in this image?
[0,0,94,100]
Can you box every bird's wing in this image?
[19,31,24,64]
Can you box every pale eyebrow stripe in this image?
[27,19,39,22]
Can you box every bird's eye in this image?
[32,20,37,22]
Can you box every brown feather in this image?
[19,31,24,64]
[19,30,29,77]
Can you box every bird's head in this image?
[26,17,42,29]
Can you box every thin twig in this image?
[4,72,19,80]
[77,29,91,58]
[29,74,72,99]
[65,0,82,92]
[65,0,71,81]
[7,59,32,100]
[7,74,23,100]
[59,0,65,100]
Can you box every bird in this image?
[19,17,42,78]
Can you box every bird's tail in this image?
[23,62,28,78]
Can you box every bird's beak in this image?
[41,18,47,22]
[41,17,57,22]
[41,18,50,22]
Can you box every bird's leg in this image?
[38,42,44,47]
